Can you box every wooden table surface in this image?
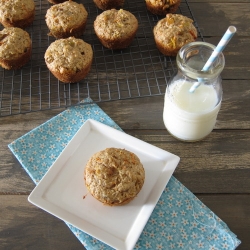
[1,0,250,249]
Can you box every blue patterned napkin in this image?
[8,98,240,250]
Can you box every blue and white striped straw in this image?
[189,26,237,93]
[202,26,237,71]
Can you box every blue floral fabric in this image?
[8,98,240,250]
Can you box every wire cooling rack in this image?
[0,0,203,117]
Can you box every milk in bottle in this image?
[163,42,225,142]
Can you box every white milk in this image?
[163,80,221,141]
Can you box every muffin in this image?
[153,14,197,56]
[0,0,35,28]
[94,9,138,50]
[45,1,88,39]
[145,0,180,16]
[84,148,145,206]
[44,37,93,83]
[93,0,125,10]
[0,27,32,70]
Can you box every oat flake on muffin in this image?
[84,148,145,206]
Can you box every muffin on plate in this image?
[45,0,88,39]
[145,0,180,16]
[94,9,138,50]
[84,148,145,206]
[0,0,35,28]
[153,14,197,56]
[0,27,32,70]
[93,0,125,10]
[44,37,93,83]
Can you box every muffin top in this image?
[0,0,35,21]
[84,148,145,206]
[94,9,138,40]
[45,37,93,74]
[46,1,88,30]
[154,14,197,50]
[0,27,31,59]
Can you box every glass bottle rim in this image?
[176,41,225,79]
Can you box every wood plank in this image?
[205,37,250,79]
[195,194,250,250]
[0,92,250,194]
[188,2,250,78]
[99,80,250,129]
[1,128,250,193]
[126,129,250,193]
[1,78,249,133]
[0,195,85,250]
[0,194,249,250]
[189,3,250,36]
[126,129,250,172]
[175,169,250,194]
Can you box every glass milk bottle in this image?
[163,41,225,142]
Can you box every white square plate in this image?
[28,119,180,250]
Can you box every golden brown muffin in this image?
[0,27,32,70]
[44,37,93,83]
[145,0,180,16]
[153,14,197,56]
[0,0,35,28]
[84,148,145,206]
[94,9,138,50]
[45,1,88,39]
[93,0,125,10]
